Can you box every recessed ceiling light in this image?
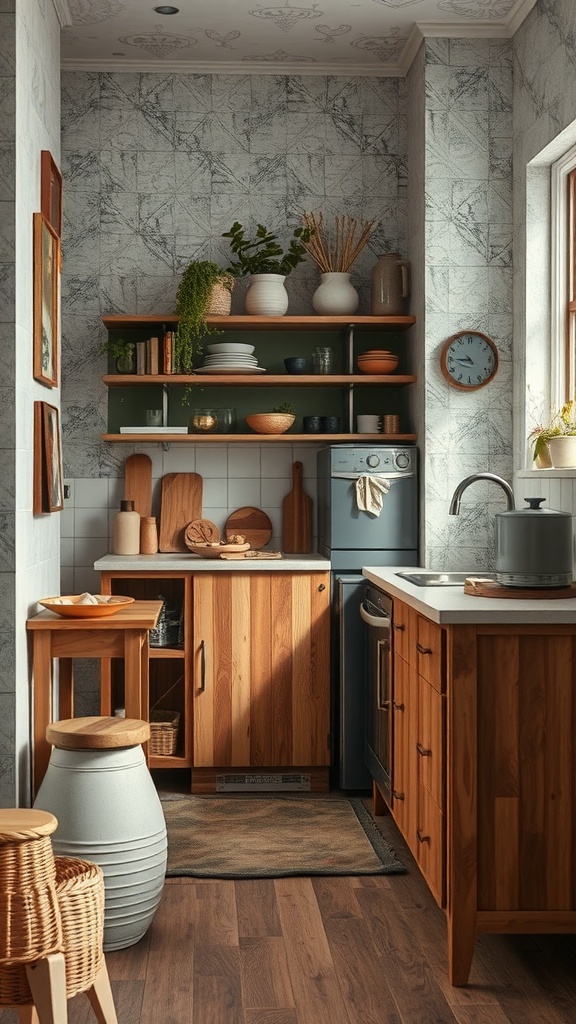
[154,5,179,13]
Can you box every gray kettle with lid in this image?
[495,497,574,588]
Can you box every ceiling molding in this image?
[399,24,424,77]
[507,0,537,36]
[415,20,510,39]
[59,57,403,77]
[51,0,71,29]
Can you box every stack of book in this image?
[135,331,176,375]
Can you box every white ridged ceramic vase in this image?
[245,273,289,315]
[312,272,359,315]
[34,744,167,951]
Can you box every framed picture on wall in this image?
[33,212,59,388]
[40,150,62,238]
[33,401,63,514]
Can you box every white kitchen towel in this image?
[355,475,391,516]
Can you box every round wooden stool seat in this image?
[0,808,58,841]
[46,717,150,750]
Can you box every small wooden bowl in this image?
[357,356,399,374]
[185,541,251,558]
[245,413,295,434]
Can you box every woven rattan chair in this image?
[0,808,118,1024]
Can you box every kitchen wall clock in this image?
[439,330,498,391]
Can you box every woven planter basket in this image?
[206,278,233,316]
[0,833,62,968]
[150,710,180,755]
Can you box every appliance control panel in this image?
[329,446,416,475]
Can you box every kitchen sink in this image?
[395,570,496,587]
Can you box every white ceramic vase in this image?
[245,273,289,316]
[546,435,576,468]
[312,272,359,315]
[34,744,167,951]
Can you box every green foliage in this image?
[100,335,131,360]
[174,260,234,373]
[222,222,313,277]
[273,401,296,415]
[529,398,576,462]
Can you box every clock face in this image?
[440,331,498,391]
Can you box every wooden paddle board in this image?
[282,461,312,554]
[159,472,203,552]
[124,453,152,518]
[225,507,272,549]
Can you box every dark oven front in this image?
[361,586,393,804]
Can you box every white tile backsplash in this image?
[75,477,109,508]
[227,477,262,508]
[74,507,108,538]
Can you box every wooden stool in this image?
[34,717,167,952]
[0,808,118,1023]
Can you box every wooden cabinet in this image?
[389,599,445,902]
[191,571,330,791]
[100,314,417,443]
[99,568,331,791]
[377,596,576,985]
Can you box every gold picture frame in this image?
[33,212,59,388]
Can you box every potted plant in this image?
[529,398,576,467]
[100,335,136,374]
[174,260,234,373]
[222,221,312,316]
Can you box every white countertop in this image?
[362,566,576,624]
[95,553,330,572]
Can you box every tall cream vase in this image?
[245,273,289,316]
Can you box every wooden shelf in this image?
[102,432,417,443]
[103,373,417,387]
[102,314,416,332]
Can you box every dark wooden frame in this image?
[33,212,59,388]
[40,150,62,237]
[33,400,63,513]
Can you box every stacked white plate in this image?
[199,341,265,374]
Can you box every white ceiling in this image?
[59,0,536,76]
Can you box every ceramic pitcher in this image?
[370,253,411,315]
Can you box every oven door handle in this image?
[360,604,391,630]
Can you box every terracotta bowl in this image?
[245,413,295,434]
[357,355,399,374]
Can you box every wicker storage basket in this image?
[55,856,105,998]
[206,277,233,316]
[150,710,180,755]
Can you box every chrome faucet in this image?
[448,473,515,515]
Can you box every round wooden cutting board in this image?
[225,507,272,549]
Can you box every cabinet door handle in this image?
[416,643,432,655]
[393,701,405,711]
[416,829,430,844]
[416,741,432,757]
[318,583,326,591]
[393,790,405,801]
[393,622,405,632]
[199,639,206,692]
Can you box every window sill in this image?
[517,467,576,477]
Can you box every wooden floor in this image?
[2,801,575,1024]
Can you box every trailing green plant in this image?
[174,260,234,373]
[273,401,296,415]
[222,222,313,277]
[529,398,576,463]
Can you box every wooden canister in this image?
[140,516,159,555]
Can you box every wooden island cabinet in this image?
[364,570,576,987]
[97,559,331,792]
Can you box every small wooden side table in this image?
[26,600,162,795]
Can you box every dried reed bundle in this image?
[301,211,377,273]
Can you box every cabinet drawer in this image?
[392,600,416,664]
[416,789,445,908]
[417,679,444,809]
[416,616,444,692]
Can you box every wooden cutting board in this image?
[282,461,312,554]
[464,578,576,599]
[225,507,272,550]
[159,472,203,552]
[124,454,152,518]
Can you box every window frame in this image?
[551,145,576,405]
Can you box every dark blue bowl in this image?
[284,357,308,374]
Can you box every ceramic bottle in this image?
[370,254,410,315]
[140,516,159,555]
[113,499,140,554]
